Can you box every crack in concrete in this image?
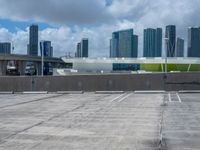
[0,94,64,109]
[158,94,168,150]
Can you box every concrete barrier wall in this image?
[0,73,199,92]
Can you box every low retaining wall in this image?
[0,73,199,92]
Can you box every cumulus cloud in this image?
[0,0,200,57]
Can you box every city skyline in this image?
[1,24,200,58]
[0,0,200,57]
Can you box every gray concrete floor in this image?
[0,92,200,150]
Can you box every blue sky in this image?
[0,0,200,57]
[0,19,50,32]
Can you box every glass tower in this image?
[110,29,138,58]
[82,38,89,58]
[76,38,89,58]
[40,41,53,57]
[176,38,184,57]
[28,24,39,56]
[143,28,162,57]
[165,25,176,57]
[0,42,11,54]
[188,27,200,57]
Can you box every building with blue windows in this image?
[176,38,184,57]
[110,29,138,58]
[0,42,11,54]
[143,28,162,57]
[27,24,38,56]
[188,27,200,57]
[75,38,89,58]
[165,25,176,57]
[40,41,53,57]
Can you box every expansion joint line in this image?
[158,94,167,149]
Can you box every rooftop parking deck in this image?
[0,92,200,150]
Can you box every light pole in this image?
[41,42,44,76]
[164,38,169,74]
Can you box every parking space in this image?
[0,92,199,150]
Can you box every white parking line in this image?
[110,93,127,103]
[168,93,172,102]
[176,93,182,103]
[118,93,133,102]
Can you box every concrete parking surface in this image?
[0,92,200,150]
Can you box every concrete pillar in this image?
[2,60,8,76]
[36,62,41,76]
[0,61,2,76]
[18,61,26,75]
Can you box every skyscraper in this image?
[110,32,119,57]
[165,25,176,57]
[81,38,88,57]
[188,27,200,57]
[132,35,138,58]
[75,39,89,58]
[0,42,11,54]
[40,41,53,57]
[176,38,184,57]
[110,29,138,58]
[28,24,38,56]
[155,28,162,57]
[76,42,82,57]
[143,28,162,57]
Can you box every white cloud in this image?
[0,28,12,42]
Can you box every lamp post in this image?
[164,38,169,74]
[41,42,44,76]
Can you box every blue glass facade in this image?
[188,27,200,57]
[176,38,184,57]
[40,41,53,57]
[76,38,89,58]
[143,28,162,57]
[113,64,140,71]
[0,42,11,54]
[165,25,176,57]
[28,24,38,56]
[110,29,138,58]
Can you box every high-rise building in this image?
[40,41,53,57]
[132,35,138,58]
[165,25,176,57]
[143,28,162,57]
[188,27,200,57]
[176,38,184,57]
[155,28,162,57]
[81,38,88,57]
[76,42,82,57]
[110,32,119,57]
[0,42,11,54]
[28,24,38,56]
[75,39,89,58]
[110,29,138,58]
